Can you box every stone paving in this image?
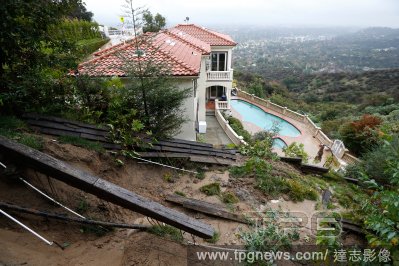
[203,115,232,146]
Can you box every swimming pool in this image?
[273,138,288,149]
[231,99,301,137]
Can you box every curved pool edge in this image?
[231,98,303,137]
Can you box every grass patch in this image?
[285,179,319,202]
[225,143,236,149]
[80,224,110,237]
[221,191,239,204]
[195,169,206,180]
[148,225,183,242]
[18,134,44,150]
[58,135,104,152]
[163,172,174,183]
[0,116,27,131]
[231,157,319,202]
[205,231,220,244]
[174,191,186,197]
[76,198,90,214]
[0,116,44,150]
[200,183,221,196]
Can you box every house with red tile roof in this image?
[78,24,236,141]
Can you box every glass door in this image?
[211,52,227,71]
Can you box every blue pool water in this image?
[273,138,288,149]
[231,99,301,137]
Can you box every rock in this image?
[127,229,139,237]
[210,175,221,182]
[235,188,250,200]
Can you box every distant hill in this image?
[284,69,399,104]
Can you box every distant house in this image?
[78,24,237,141]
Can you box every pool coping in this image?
[231,98,303,137]
[230,96,329,158]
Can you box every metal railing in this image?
[236,89,359,167]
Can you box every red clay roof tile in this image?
[78,24,236,77]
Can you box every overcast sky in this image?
[85,0,399,28]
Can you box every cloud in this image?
[84,0,399,27]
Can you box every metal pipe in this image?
[19,177,85,219]
[0,202,150,230]
[0,161,6,168]
[0,209,53,246]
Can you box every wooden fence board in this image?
[0,136,214,238]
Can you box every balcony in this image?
[206,70,233,81]
[215,99,230,110]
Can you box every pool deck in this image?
[231,97,332,166]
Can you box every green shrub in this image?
[239,139,278,160]
[285,179,318,202]
[58,135,104,152]
[205,231,220,244]
[283,142,309,163]
[241,210,299,264]
[227,117,252,143]
[148,225,183,242]
[76,38,109,57]
[174,191,186,197]
[19,135,44,150]
[221,191,239,204]
[200,183,221,196]
[195,169,206,180]
[163,172,174,183]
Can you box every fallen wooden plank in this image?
[165,194,247,224]
[189,156,234,166]
[23,113,108,131]
[136,152,234,166]
[279,156,302,165]
[155,140,236,155]
[137,152,192,159]
[0,136,214,238]
[25,119,108,138]
[154,146,236,160]
[0,202,149,230]
[169,138,213,148]
[300,163,329,174]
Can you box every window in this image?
[210,52,227,71]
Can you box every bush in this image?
[76,38,109,58]
[241,210,299,264]
[58,135,104,152]
[283,142,309,163]
[346,135,399,186]
[285,179,318,202]
[148,225,183,242]
[339,114,382,156]
[227,117,252,143]
[221,191,239,204]
[200,183,221,196]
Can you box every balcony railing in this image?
[215,99,230,110]
[206,70,233,81]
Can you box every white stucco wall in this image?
[174,78,197,141]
